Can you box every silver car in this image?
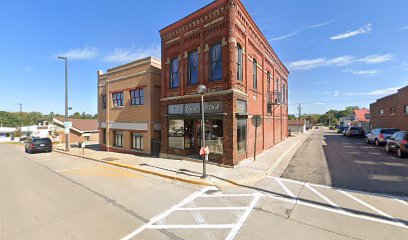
[365,128,399,146]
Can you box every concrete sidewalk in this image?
[53,131,312,186]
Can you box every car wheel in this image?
[28,149,32,154]
[375,139,380,146]
[385,144,390,152]
[397,148,405,158]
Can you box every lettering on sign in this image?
[168,104,184,115]
[203,101,223,113]
[237,100,247,113]
[184,103,201,114]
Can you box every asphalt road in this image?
[1,143,407,240]
[282,127,408,197]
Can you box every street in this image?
[283,127,408,196]
[1,141,407,239]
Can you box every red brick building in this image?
[53,117,99,144]
[370,86,408,131]
[159,0,289,166]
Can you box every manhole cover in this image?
[102,157,119,162]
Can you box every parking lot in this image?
[282,127,408,196]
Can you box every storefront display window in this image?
[169,120,184,149]
[237,118,247,153]
[205,119,223,154]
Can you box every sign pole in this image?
[254,124,258,161]
[252,115,263,162]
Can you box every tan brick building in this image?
[159,0,289,166]
[97,57,162,155]
[370,86,408,131]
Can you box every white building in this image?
[0,127,16,142]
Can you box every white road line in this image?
[305,184,341,209]
[121,186,217,240]
[147,224,235,229]
[266,194,408,229]
[56,167,81,173]
[225,193,261,240]
[176,207,248,211]
[198,193,257,198]
[272,177,408,201]
[395,199,408,206]
[338,190,405,227]
[275,178,295,198]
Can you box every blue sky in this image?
[0,0,407,115]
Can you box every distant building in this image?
[350,108,370,132]
[53,117,99,143]
[288,120,306,133]
[0,127,16,142]
[159,0,289,166]
[370,86,408,131]
[97,57,162,156]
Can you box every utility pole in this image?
[297,104,302,133]
[58,56,69,151]
[17,103,22,131]
[329,116,331,127]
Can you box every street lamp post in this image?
[197,85,207,178]
[17,103,22,131]
[58,56,69,151]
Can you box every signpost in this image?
[251,115,263,161]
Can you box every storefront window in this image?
[205,119,223,154]
[237,119,247,153]
[169,120,184,149]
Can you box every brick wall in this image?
[370,86,408,131]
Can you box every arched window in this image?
[236,44,243,82]
[253,58,258,89]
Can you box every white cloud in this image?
[358,54,394,64]
[288,54,393,71]
[398,26,408,31]
[57,46,99,60]
[103,44,160,63]
[346,86,402,96]
[330,23,372,40]
[333,90,340,97]
[306,19,336,29]
[270,19,335,41]
[314,102,326,105]
[346,69,380,76]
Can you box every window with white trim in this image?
[131,133,143,151]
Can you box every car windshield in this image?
[381,129,399,134]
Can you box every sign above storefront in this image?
[184,103,201,114]
[237,100,247,114]
[168,101,224,115]
[168,104,184,115]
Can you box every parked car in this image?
[385,131,408,158]
[365,128,399,146]
[345,126,365,137]
[25,138,52,154]
[337,126,348,133]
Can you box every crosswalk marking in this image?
[305,183,341,209]
[275,178,296,198]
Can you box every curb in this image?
[53,149,215,187]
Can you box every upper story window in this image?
[253,59,258,89]
[170,58,179,89]
[102,95,106,109]
[130,89,144,106]
[275,79,280,92]
[210,43,222,81]
[404,105,408,114]
[236,44,243,82]
[282,84,286,104]
[112,92,124,107]
[267,72,271,96]
[379,109,384,116]
[188,51,199,85]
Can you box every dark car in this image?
[337,126,348,133]
[385,131,408,158]
[365,128,399,146]
[345,126,365,137]
[25,138,53,154]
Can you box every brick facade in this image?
[370,86,408,131]
[97,57,162,155]
[159,0,289,166]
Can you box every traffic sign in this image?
[64,122,73,128]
